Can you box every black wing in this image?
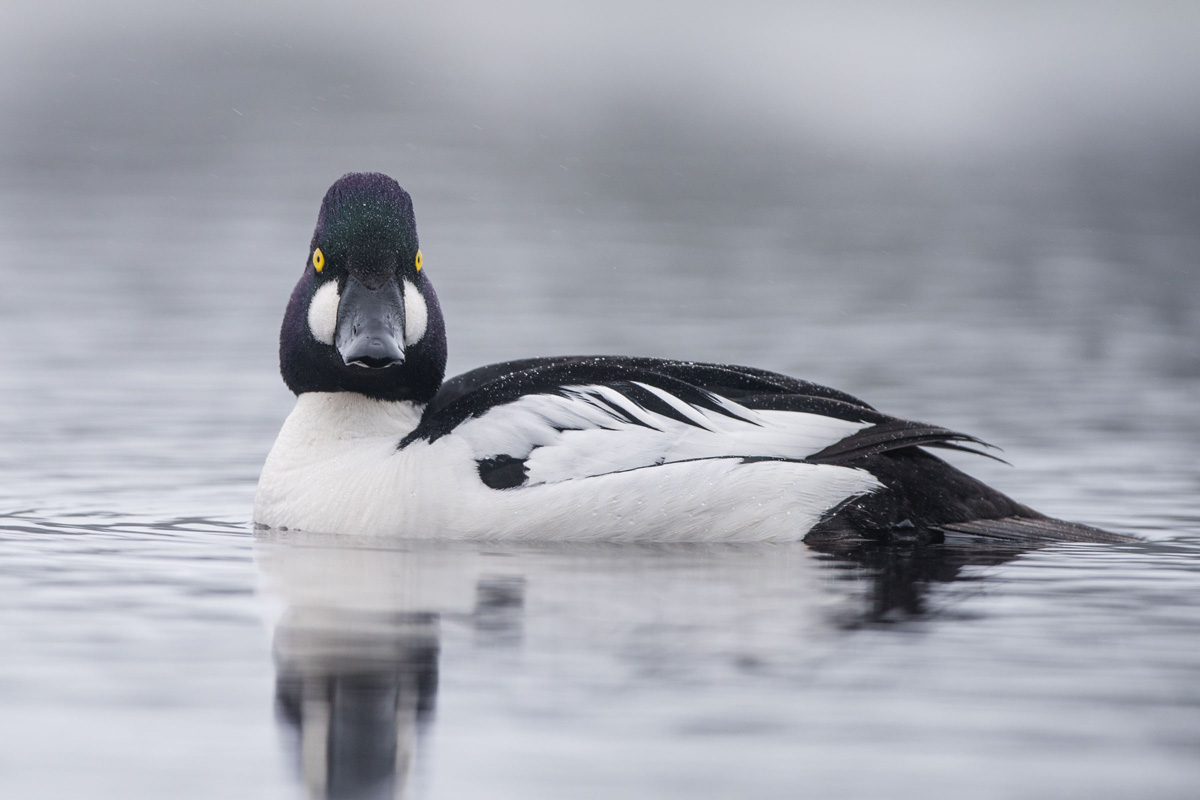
[425,355,875,416]
[408,354,993,460]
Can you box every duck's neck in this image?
[284,392,425,441]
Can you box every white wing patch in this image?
[452,383,872,486]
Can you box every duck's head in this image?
[280,173,447,403]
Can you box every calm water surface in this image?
[3,9,1200,795]
[2,172,1198,798]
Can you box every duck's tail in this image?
[936,515,1137,546]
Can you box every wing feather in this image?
[806,421,1004,464]
[448,383,870,486]
[412,355,999,489]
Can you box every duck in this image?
[254,172,1126,544]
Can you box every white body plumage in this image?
[254,392,882,542]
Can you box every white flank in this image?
[254,388,884,542]
[403,280,427,345]
[307,281,339,345]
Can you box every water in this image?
[3,4,1200,798]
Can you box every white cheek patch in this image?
[307,281,340,345]
[403,279,428,345]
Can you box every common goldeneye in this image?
[254,172,1124,544]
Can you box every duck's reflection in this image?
[257,538,533,799]
[807,537,1039,624]
[256,533,1046,798]
[272,608,438,800]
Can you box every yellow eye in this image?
[415,250,423,272]
[312,248,325,273]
